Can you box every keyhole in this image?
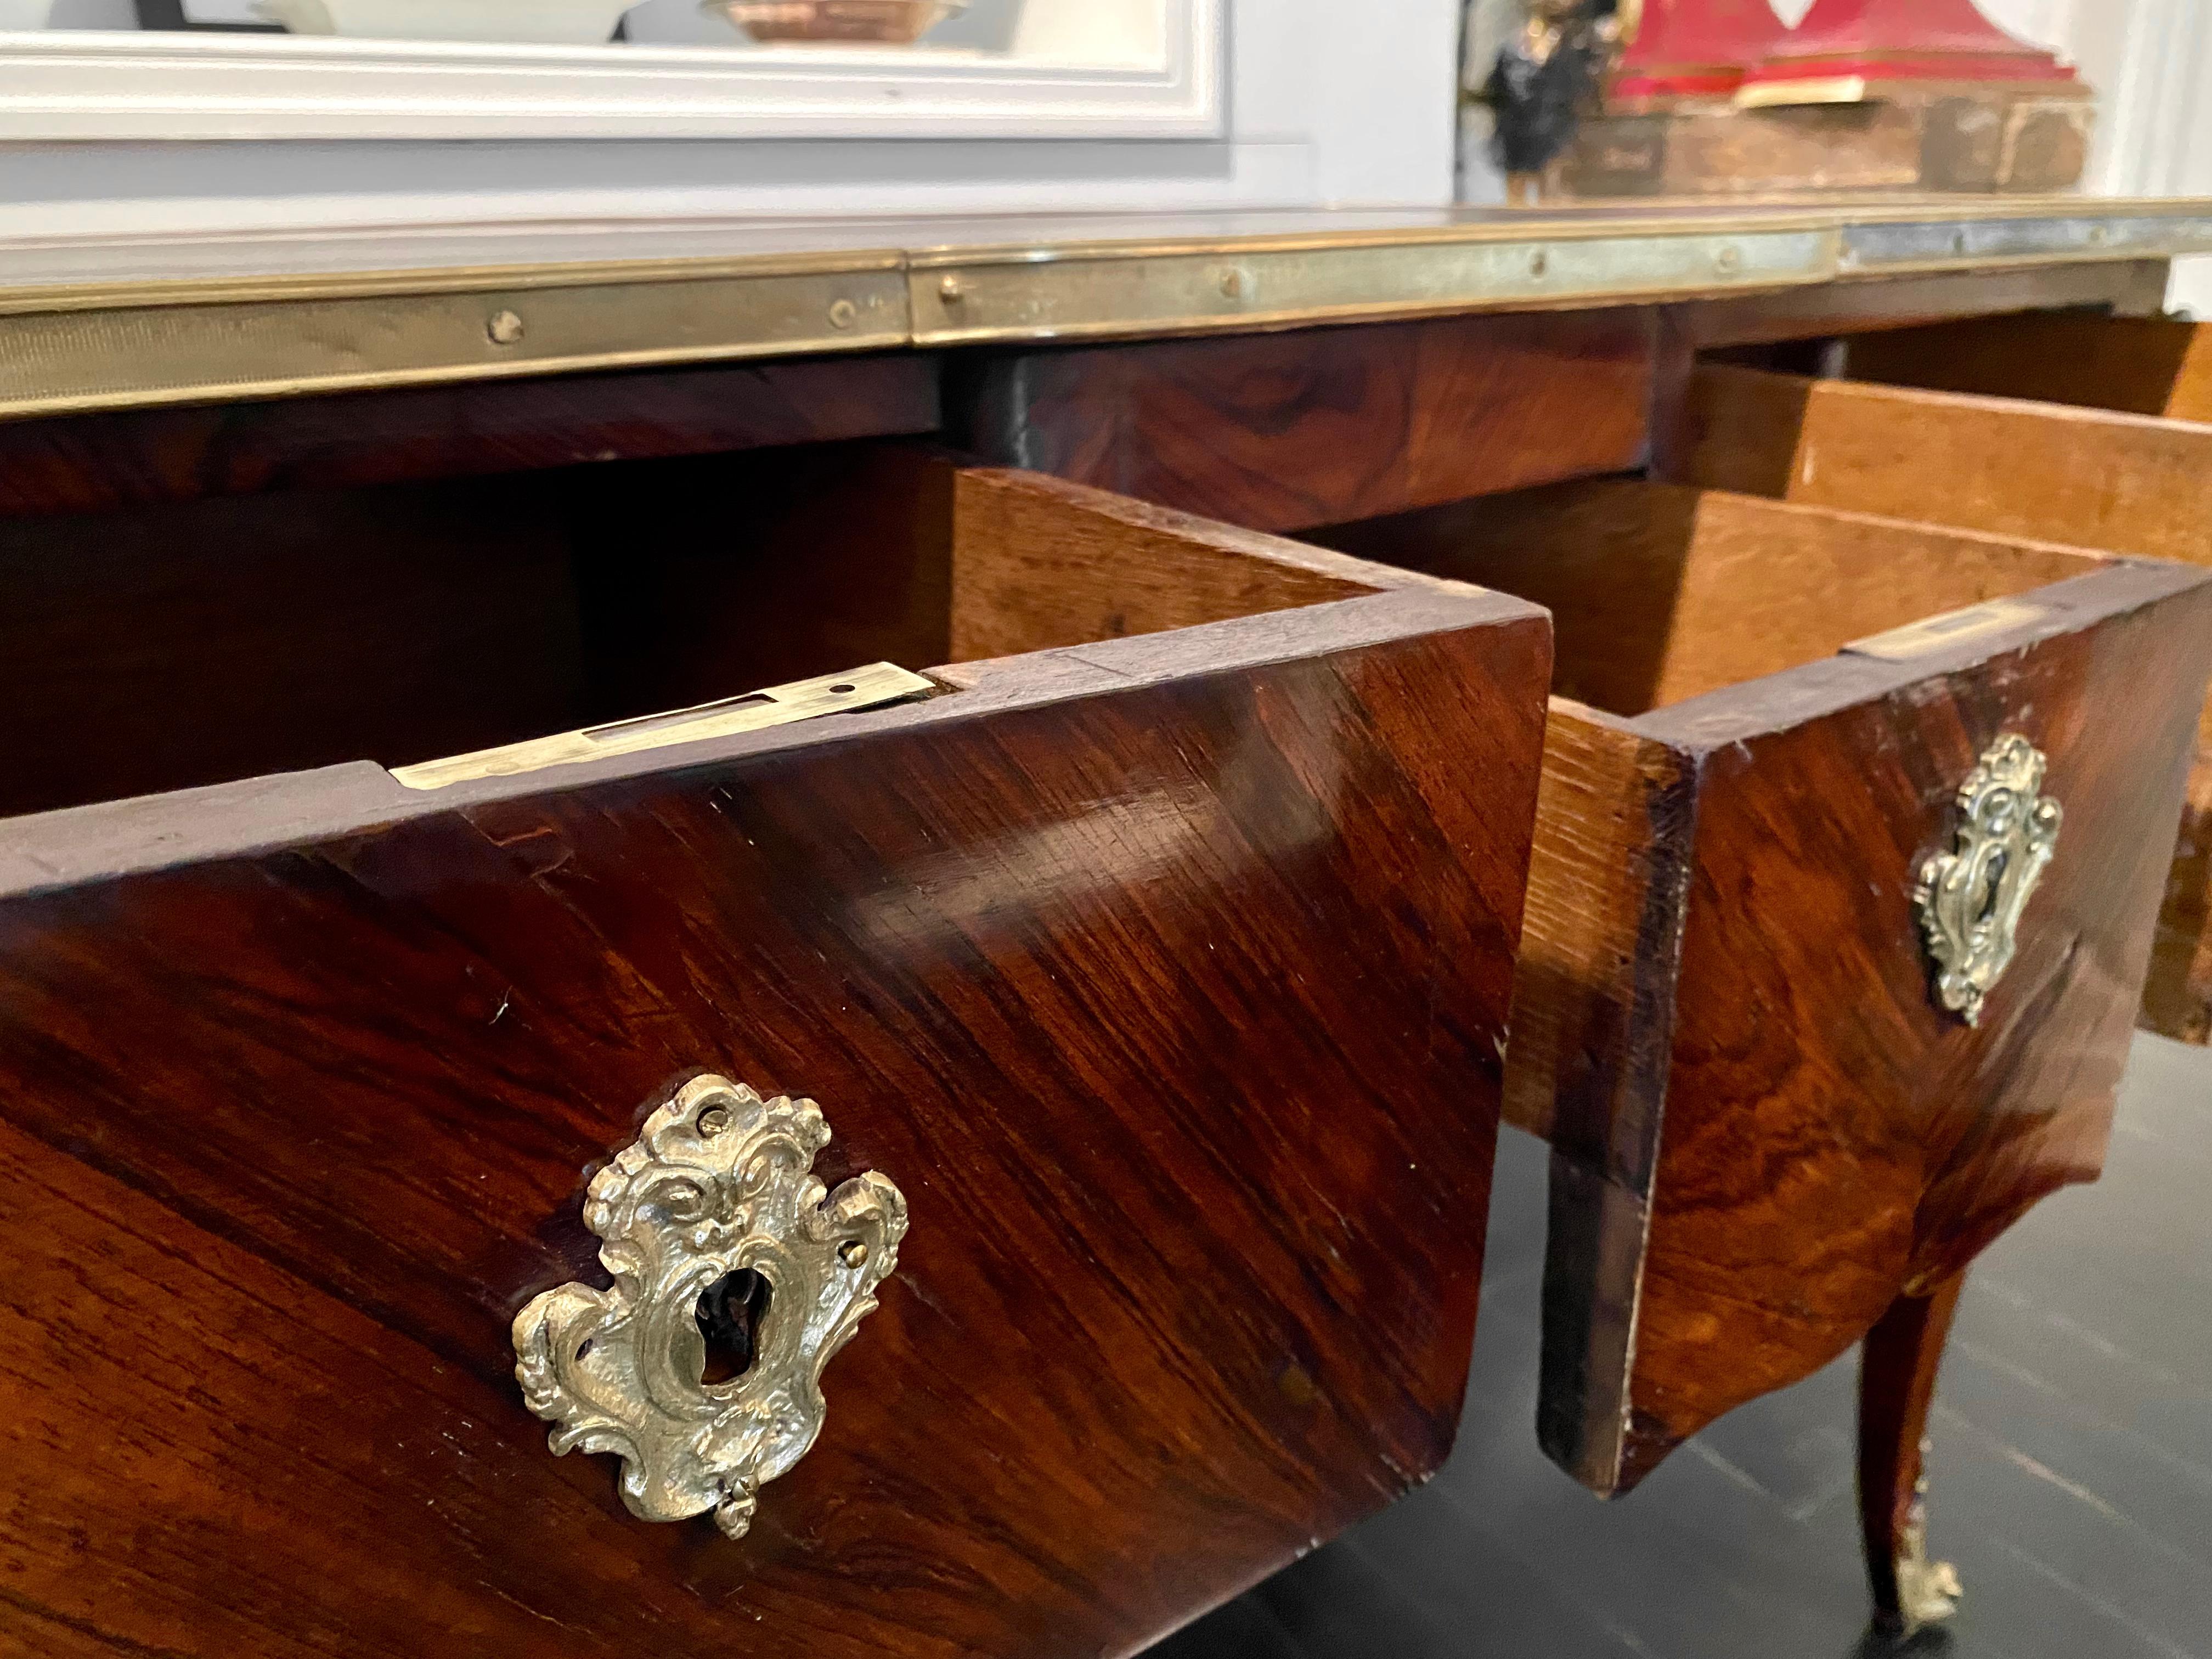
[1976,849,2010,926]
[695,1268,771,1385]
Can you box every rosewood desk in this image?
[0,198,2207,1652]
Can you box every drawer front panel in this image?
[1670,363,2212,1045]
[1625,571,2212,1480]
[0,601,1547,1658]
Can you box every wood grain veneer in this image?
[950,310,1657,534]
[1663,262,2170,350]
[1665,364,2212,1045]
[0,353,939,519]
[0,458,1553,1659]
[1303,478,2212,1609]
[1841,309,2212,421]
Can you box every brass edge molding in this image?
[912,227,1842,346]
[0,264,909,421]
[0,246,911,318]
[6,200,2212,419]
[905,210,1845,265]
[1841,209,2212,275]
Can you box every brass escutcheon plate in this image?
[1914,733,2063,1028]
[513,1076,907,1538]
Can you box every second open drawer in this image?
[1671,357,2212,1045]
[1313,475,2212,1492]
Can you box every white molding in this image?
[0,0,1221,140]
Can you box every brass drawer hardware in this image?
[391,662,935,789]
[514,1076,909,1539]
[1915,735,2063,1026]
[1845,598,2048,662]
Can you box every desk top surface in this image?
[2,196,2207,419]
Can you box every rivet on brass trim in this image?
[486,309,525,346]
[827,298,859,329]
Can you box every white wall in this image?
[1993,0,2212,312]
[1455,0,2212,310]
[0,0,1466,241]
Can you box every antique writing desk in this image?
[1,198,2208,1654]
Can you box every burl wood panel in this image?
[1841,309,2212,420]
[0,574,1551,1656]
[1618,565,2212,1488]
[950,310,1656,534]
[0,352,938,518]
[1664,364,2212,1043]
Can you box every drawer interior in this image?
[1839,311,2212,422]
[0,441,1397,821]
[1306,476,2106,716]
[1669,362,2212,570]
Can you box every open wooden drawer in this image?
[1312,476,2212,1627]
[1668,361,2212,1046]
[0,447,1551,1659]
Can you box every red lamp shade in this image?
[1611,0,1792,102]
[1738,0,2076,103]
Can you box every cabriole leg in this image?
[1858,1273,1967,1637]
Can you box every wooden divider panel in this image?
[1843,311,2212,421]
[951,309,1656,534]
[1319,478,2104,715]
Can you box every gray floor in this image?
[1149,1034,2212,1659]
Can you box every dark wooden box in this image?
[0,450,1552,1659]
[1310,475,2212,1617]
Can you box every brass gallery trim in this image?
[0,266,911,420]
[2,200,2211,417]
[909,227,1841,345]
[0,247,913,318]
[1840,212,2212,275]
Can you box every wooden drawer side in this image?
[1508,704,1701,1494]
[943,467,1426,666]
[1668,363,2212,564]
